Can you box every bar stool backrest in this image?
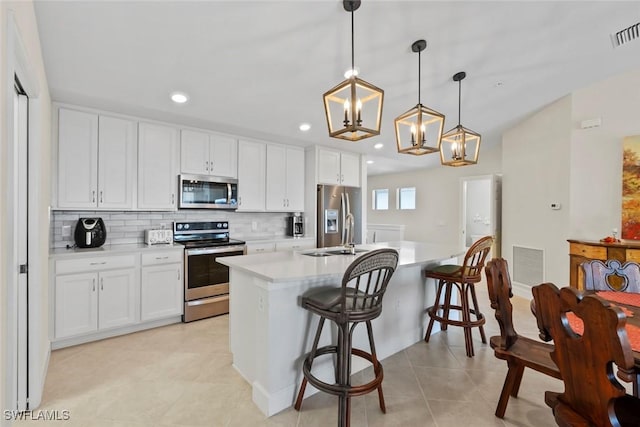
[461,236,494,283]
[341,248,399,319]
[581,259,640,292]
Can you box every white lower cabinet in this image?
[54,266,137,339]
[52,249,184,347]
[140,251,183,321]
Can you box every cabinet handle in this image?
[155,256,169,260]
[89,261,107,266]
[287,199,290,207]
[341,174,344,183]
[238,196,242,206]
[337,174,340,183]
[171,193,175,205]
[92,278,96,292]
[205,160,209,171]
[92,190,96,203]
[177,269,181,280]
[99,191,103,203]
[100,277,104,291]
[283,198,286,207]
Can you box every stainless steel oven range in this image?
[173,220,246,322]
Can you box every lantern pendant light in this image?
[323,0,384,141]
[395,40,445,156]
[440,71,481,167]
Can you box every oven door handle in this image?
[185,245,246,256]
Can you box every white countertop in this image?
[49,243,183,259]
[219,241,462,282]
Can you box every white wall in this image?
[569,68,640,239]
[465,179,492,247]
[367,144,502,245]
[1,0,52,416]
[502,95,572,287]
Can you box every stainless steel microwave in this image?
[178,174,238,210]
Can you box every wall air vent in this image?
[513,245,544,287]
[611,21,640,48]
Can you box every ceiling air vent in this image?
[611,21,640,48]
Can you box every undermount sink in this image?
[302,252,333,257]
[325,248,369,255]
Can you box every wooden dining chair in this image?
[532,282,640,427]
[581,259,640,292]
[485,258,561,418]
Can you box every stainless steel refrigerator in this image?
[317,184,362,248]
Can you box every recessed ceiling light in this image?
[299,123,311,132]
[170,92,189,104]
[374,143,384,149]
[495,81,504,87]
[344,67,360,78]
[366,160,374,164]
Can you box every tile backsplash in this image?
[51,210,291,249]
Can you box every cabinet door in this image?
[210,134,238,178]
[57,108,98,208]
[141,264,183,321]
[266,144,287,211]
[340,152,360,187]
[98,268,138,330]
[138,122,179,210]
[55,272,98,339]
[317,149,341,185]
[237,140,266,211]
[180,129,210,175]
[286,147,305,212]
[98,116,137,209]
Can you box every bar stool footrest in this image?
[302,345,384,398]
[427,304,486,328]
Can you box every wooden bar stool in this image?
[294,248,399,427]
[423,236,493,357]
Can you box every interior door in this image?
[460,175,502,257]
[13,82,29,411]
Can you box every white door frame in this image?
[5,10,42,413]
[459,174,500,254]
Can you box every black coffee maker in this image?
[286,214,304,237]
[74,218,107,248]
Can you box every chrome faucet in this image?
[343,212,355,253]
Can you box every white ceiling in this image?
[34,1,640,175]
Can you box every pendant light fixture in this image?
[323,0,384,141]
[440,71,481,167]
[394,40,445,156]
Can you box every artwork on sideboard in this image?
[622,135,640,239]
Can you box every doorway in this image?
[460,175,501,256]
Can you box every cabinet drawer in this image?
[569,243,606,259]
[626,249,640,262]
[141,250,183,266]
[56,254,137,275]
[246,242,276,254]
[275,239,315,252]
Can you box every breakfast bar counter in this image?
[219,241,461,416]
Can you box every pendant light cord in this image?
[417,50,421,105]
[457,79,462,126]
[350,3,355,72]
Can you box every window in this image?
[372,189,389,210]
[397,187,416,210]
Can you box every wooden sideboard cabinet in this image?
[568,239,640,289]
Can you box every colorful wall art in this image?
[622,135,640,239]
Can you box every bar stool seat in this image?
[423,236,493,357]
[294,248,399,427]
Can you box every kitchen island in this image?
[219,241,461,416]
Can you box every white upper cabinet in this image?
[57,108,136,209]
[237,140,266,211]
[138,122,179,210]
[317,148,360,187]
[97,116,137,209]
[180,129,237,178]
[266,145,305,212]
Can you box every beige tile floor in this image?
[15,286,565,427]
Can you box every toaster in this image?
[145,229,173,245]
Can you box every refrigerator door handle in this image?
[341,192,346,245]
